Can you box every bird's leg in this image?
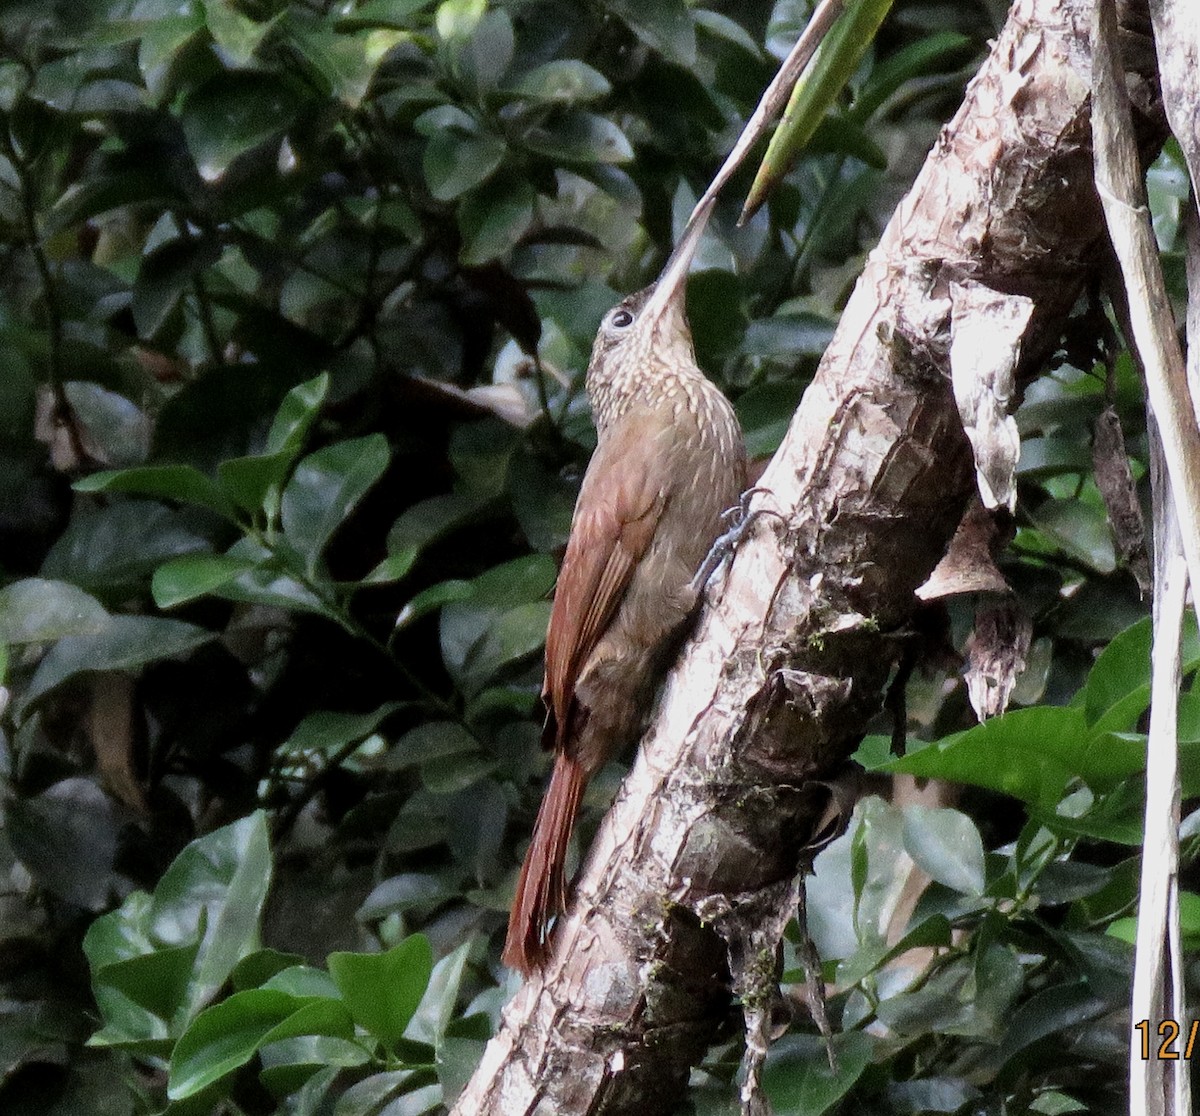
[689,486,784,593]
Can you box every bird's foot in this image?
[690,487,784,593]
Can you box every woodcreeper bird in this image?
[503,199,747,974]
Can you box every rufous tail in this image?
[502,754,586,974]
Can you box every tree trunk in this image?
[453,0,1166,1112]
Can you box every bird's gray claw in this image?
[690,487,781,593]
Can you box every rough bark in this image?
[453,1,1165,1112]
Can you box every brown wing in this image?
[542,411,668,751]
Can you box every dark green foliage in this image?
[0,0,1180,1113]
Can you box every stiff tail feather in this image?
[502,754,586,974]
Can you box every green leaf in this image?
[823,913,953,987]
[741,314,835,361]
[327,935,434,1049]
[0,578,108,644]
[94,937,204,1024]
[458,177,535,265]
[1086,613,1200,731]
[361,548,419,585]
[388,492,495,552]
[389,721,479,768]
[463,600,551,685]
[421,751,497,793]
[7,778,120,909]
[450,9,513,94]
[1029,498,1116,574]
[736,381,806,459]
[63,382,150,468]
[84,890,156,969]
[261,998,357,1044]
[852,31,972,121]
[263,965,343,999]
[151,812,274,1016]
[334,1071,437,1115]
[438,1023,489,1107]
[87,811,276,1046]
[181,71,302,181]
[1014,435,1095,479]
[280,434,391,575]
[507,60,610,103]
[395,580,474,631]
[358,874,457,920]
[806,114,888,168]
[440,556,555,694]
[808,797,911,962]
[901,806,985,895]
[202,540,340,619]
[435,0,484,40]
[152,553,259,609]
[88,987,172,1052]
[168,989,299,1099]
[21,615,214,712]
[885,707,1114,807]
[202,0,276,66]
[419,111,506,201]
[75,465,235,518]
[994,980,1106,1069]
[232,949,307,992]
[337,0,436,29]
[258,1043,363,1097]
[217,451,293,514]
[139,10,206,100]
[745,0,895,217]
[407,939,473,1047]
[449,418,520,494]
[267,373,330,456]
[508,445,576,552]
[694,9,761,55]
[601,0,695,65]
[281,703,403,757]
[764,1031,873,1116]
[132,234,222,339]
[522,111,633,165]
[291,25,406,108]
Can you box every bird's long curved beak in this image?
[640,196,717,323]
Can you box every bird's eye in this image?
[610,308,634,329]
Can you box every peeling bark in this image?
[453,1,1165,1113]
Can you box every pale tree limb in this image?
[1093,0,1200,591]
[1147,0,1200,195]
[1135,432,1188,1116]
[1092,5,1199,1114]
[453,1,1165,1113]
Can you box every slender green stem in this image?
[0,110,87,465]
[779,151,849,305]
[272,725,386,837]
[169,213,225,365]
[244,524,459,719]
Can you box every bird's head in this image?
[585,197,717,420]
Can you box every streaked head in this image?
[585,197,718,415]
